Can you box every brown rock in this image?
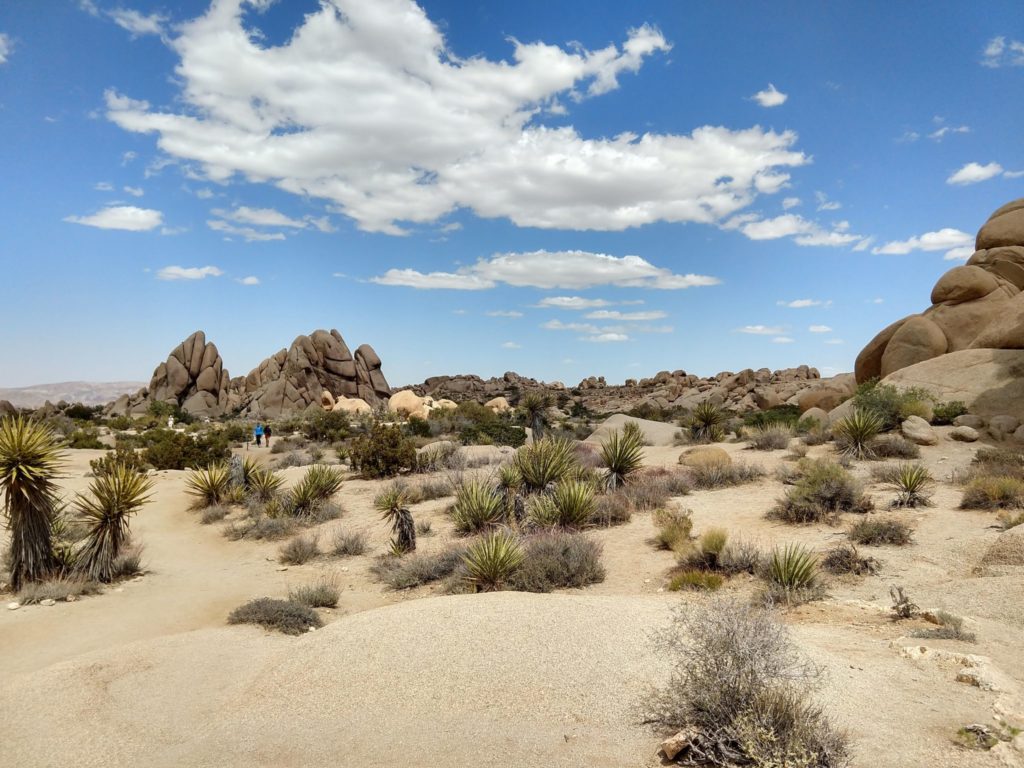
[880,316,948,378]
[976,199,1024,250]
[930,266,1000,305]
[798,387,848,413]
[679,446,731,468]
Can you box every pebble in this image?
[40,599,56,607]
[7,602,20,611]
[277,566,289,572]
[66,595,78,602]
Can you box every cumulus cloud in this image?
[64,205,163,231]
[751,83,787,107]
[724,213,861,247]
[486,310,523,318]
[981,36,1024,68]
[108,8,167,37]
[737,325,785,335]
[236,275,260,285]
[947,161,1005,185]
[372,250,720,291]
[104,0,809,235]
[777,299,830,309]
[0,33,12,65]
[157,265,223,280]
[809,325,832,333]
[873,228,973,260]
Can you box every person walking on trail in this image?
[263,424,273,448]
[254,423,264,447]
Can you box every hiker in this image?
[264,423,273,448]
[254,423,264,447]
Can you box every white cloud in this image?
[78,1,100,16]
[815,191,841,211]
[373,250,720,291]
[123,186,144,197]
[584,310,666,321]
[752,83,788,107]
[582,333,629,343]
[897,130,920,143]
[944,246,975,261]
[543,319,600,333]
[772,336,794,344]
[782,197,801,210]
[500,341,522,349]
[0,33,12,65]
[809,325,832,333]
[207,206,334,238]
[157,265,223,281]
[207,219,286,241]
[873,228,973,260]
[94,181,114,191]
[535,296,612,310]
[105,1,809,235]
[928,125,970,141]
[214,206,308,228]
[777,299,830,309]
[947,161,1004,185]
[108,8,167,37]
[440,222,462,233]
[236,275,260,285]
[195,188,214,199]
[121,150,137,165]
[981,36,1024,68]
[726,213,861,247]
[867,297,884,304]
[824,338,845,345]
[486,310,523,318]
[737,325,785,335]
[64,205,163,231]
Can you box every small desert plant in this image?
[89,446,148,477]
[961,476,1024,510]
[290,464,344,517]
[747,425,792,451]
[512,437,578,492]
[871,434,920,460]
[224,514,296,541]
[416,519,433,536]
[184,463,231,508]
[889,585,918,619]
[769,459,872,524]
[718,539,764,575]
[227,597,322,635]
[668,569,723,591]
[519,391,552,440]
[375,484,416,554]
[461,528,525,591]
[416,441,463,473]
[279,534,319,565]
[999,510,1024,530]
[911,610,976,643]
[288,575,340,608]
[590,492,632,527]
[765,543,819,601]
[888,463,933,508]
[349,422,417,478]
[370,546,467,589]
[821,543,878,575]
[248,467,284,502]
[73,464,154,582]
[16,575,102,604]
[854,380,934,430]
[653,506,693,553]
[451,477,505,534]
[413,477,453,501]
[599,424,645,489]
[687,527,728,570]
[931,401,968,425]
[507,531,605,592]
[687,461,765,490]
[331,528,367,556]
[686,401,727,443]
[619,469,691,511]
[833,409,883,459]
[545,479,596,529]
[787,442,809,460]
[849,517,912,546]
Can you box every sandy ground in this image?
[1,431,1023,767]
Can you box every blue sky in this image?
[0,1,1021,389]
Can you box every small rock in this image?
[660,727,699,761]
[901,415,938,446]
[40,598,56,606]
[953,414,985,429]
[7,602,20,611]
[950,426,980,442]
[66,595,78,602]
[277,566,289,572]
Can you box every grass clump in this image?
[888,463,933,508]
[668,569,723,591]
[961,476,1024,510]
[848,517,912,546]
[227,597,322,635]
[288,575,340,608]
[769,459,872,524]
[747,425,792,451]
[278,534,319,565]
[821,543,878,576]
[687,461,765,490]
[911,610,977,643]
[462,529,525,592]
[620,468,691,510]
[590,492,632,527]
[647,599,848,767]
[871,434,920,460]
[833,409,883,460]
[683,401,727,444]
[200,504,230,524]
[507,531,605,592]
[290,464,344,517]
[653,506,693,554]
[16,576,102,604]
[331,528,367,556]
[370,547,467,589]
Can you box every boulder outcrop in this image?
[147,331,230,417]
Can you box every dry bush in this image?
[718,539,764,575]
[621,468,691,511]
[999,511,1024,530]
[747,426,792,451]
[16,576,102,604]
[889,585,918,619]
[687,462,765,490]
[870,434,920,460]
[648,599,848,767]
[224,513,296,541]
[507,531,605,592]
[653,506,693,554]
[288,574,340,608]
[787,442,809,460]
[821,543,878,576]
[227,597,322,635]
[369,547,467,589]
[200,505,230,524]
[279,534,319,565]
[911,611,976,643]
[849,517,912,546]
[769,460,872,524]
[331,528,367,557]
[961,476,1024,510]
[590,491,633,527]
[971,448,1024,479]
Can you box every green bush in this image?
[853,379,934,430]
[349,422,416,478]
[450,477,505,534]
[462,529,525,592]
[833,409,883,459]
[849,517,912,546]
[301,411,351,443]
[405,416,432,438]
[668,569,723,591]
[960,476,1024,510]
[227,598,322,635]
[931,401,968,425]
[147,400,193,425]
[458,421,527,447]
[743,405,802,430]
[513,437,578,492]
[67,427,105,449]
[90,446,148,476]
[507,531,605,592]
[141,429,230,470]
[769,460,872,524]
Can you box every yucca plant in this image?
[241,455,261,487]
[248,467,284,502]
[519,391,552,440]
[513,437,578,492]
[767,543,818,593]
[462,528,524,592]
[184,463,231,508]
[600,425,645,490]
[73,464,154,582]
[833,409,883,460]
[549,479,596,529]
[290,464,344,517]
[451,477,505,534]
[496,463,525,523]
[375,484,416,554]
[889,463,933,508]
[687,401,727,443]
[0,417,65,589]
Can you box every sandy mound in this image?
[585,414,679,447]
[984,526,1024,566]
[1,593,669,768]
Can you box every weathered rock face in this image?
[856,198,1024,383]
[148,331,230,417]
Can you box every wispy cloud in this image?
[981,36,1024,68]
[486,310,524,318]
[0,33,13,65]
[534,296,612,310]
[500,341,522,349]
[809,325,832,333]
[584,310,667,321]
[107,8,167,37]
[236,276,260,286]
[873,228,973,260]
[157,265,223,281]
[772,336,794,344]
[737,325,785,335]
[777,299,830,309]
[815,191,841,211]
[64,205,163,231]
[123,186,144,197]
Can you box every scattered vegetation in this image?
[349,422,417,478]
[931,401,968,426]
[507,531,605,592]
[288,575,340,608]
[853,379,935,430]
[140,429,230,471]
[821,543,878,576]
[848,517,913,546]
[889,585,918,620]
[279,534,319,565]
[769,459,872,524]
[89,446,148,477]
[960,476,1024,510]
[686,461,765,490]
[911,610,976,643]
[331,528,367,557]
[620,468,691,510]
[888,463,933,508]
[833,409,883,460]
[227,597,322,635]
[668,569,723,591]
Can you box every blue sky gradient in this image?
[0,1,1021,388]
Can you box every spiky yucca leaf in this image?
[889,463,933,508]
[549,479,596,529]
[375,483,416,554]
[768,543,818,591]
[248,467,284,502]
[241,455,261,486]
[184,463,231,508]
[688,401,726,443]
[600,425,645,489]
[74,464,154,582]
[0,416,66,589]
[513,437,578,492]
[519,391,552,440]
[290,464,344,517]
[833,409,882,460]
[451,477,505,533]
[462,528,524,591]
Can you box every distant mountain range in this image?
[0,381,145,408]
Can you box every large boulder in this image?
[901,415,938,446]
[147,331,229,418]
[678,446,731,468]
[0,400,17,419]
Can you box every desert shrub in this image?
[301,410,351,443]
[227,598,322,635]
[684,401,727,443]
[744,405,803,430]
[833,409,883,459]
[718,539,764,575]
[349,422,416,478]
[654,506,693,553]
[142,429,230,470]
[247,467,284,502]
[288,575,340,608]
[821,543,878,575]
[513,437,578,492]
[799,424,831,446]
[648,599,848,767]
[275,451,313,468]
[668,569,723,591]
[849,517,912,546]
[769,460,872,524]
[184,463,231,508]
[415,441,463,473]
[889,585,918,619]
[331,528,367,556]
[290,464,344,517]
[16,576,102,604]
[224,513,296,541]
[451,477,505,534]
[970,448,1024,480]
[416,519,433,536]
[871,434,920,460]
[999,511,1024,530]
[375,484,416,555]
[67,428,105,449]
[931,401,968,425]
[766,543,818,594]
[542,480,595,530]
[458,421,527,448]
[747,425,792,451]
[412,477,452,502]
[507,531,605,592]
[220,423,249,444]
[687,461,765,490]
[854,379,935,430]
[370,547,467,589]
[888,463,933,508]
[621,468,691,510]
[682,527,729,571]
[108,543,144,580]
[462,529,524,592]
[787,442,809,460]
[960,476,1024,510]
[200,504,230,524]
[279,534,319,565]
[599,424,645,489]
[911,610,977,643]
[590,492,632,527]
[89,446,148,477]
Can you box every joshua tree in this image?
[74,464,154,582]
[375,484,416,555]
[0,417,65,590]
[519,391,552,440]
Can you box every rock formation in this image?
[856,199,1024,382]
[147,331,231,418]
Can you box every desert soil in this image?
[1,429,1022,768]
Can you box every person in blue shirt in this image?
[254,423,264,447]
